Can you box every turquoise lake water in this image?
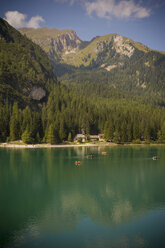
[0,146,165,248]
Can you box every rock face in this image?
[54,31,81,52]
[29,87,46,101]
[113,35,135,57]
[38,30,81,53]
[95,34,135,57]
[19,27,153,69]
[19,28,82,58]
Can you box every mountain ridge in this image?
[19,27,164,67]
[19,26,165,100]
[20,27,82,63]
[0,18,57,108]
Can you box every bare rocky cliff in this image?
[53,31,81,52]
[19,27,157,71]
[19,28,82,59]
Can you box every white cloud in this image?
[4,11,45,29]
[54,0,151,19]
[26,16,45,28]
[85,0,151,19]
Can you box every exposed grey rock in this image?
[29,87,46,101]
[54,31,81,52]
[113,35,135,57]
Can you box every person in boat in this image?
[75,161,82,165]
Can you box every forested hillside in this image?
[1,84,165,144]
[0,18,57,108]
[20,27,165,102]
[0,19,165,144]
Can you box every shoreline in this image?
[0,142,117,149]
[0,142,165,149]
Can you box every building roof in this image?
[98,134,104,137]
[74,134,86,139]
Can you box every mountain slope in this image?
[0,18,57,108]
[0,21,165,144]
[19,27,155,67]
[19,27,165,100]
[20,27,82,64]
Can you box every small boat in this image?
[75,161,82,165]
[152,156,158,160]
[102,152,107,155]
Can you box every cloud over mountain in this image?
[54,0,151,19]
[4,11,45,29]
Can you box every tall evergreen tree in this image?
[10,102,20,141]
[21,129,33,144]
[46,124,56,144]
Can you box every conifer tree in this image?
[47,124,56,144]
[22,106,32,133]
[158,121,165,142]
[10,102,20,141]
[21,129,33,144]
[36,132,41,143]
[59,119,67,141]
[113,130,121,144]
[68,132,72,142]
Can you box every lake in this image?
[0,146,165,248]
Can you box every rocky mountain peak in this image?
[112,34,135,57]
[19,26,156,68]
[19,27,82,54]
[91,34,135,58]
[55,30,81,52]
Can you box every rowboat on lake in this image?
[75,161,82,165]
[102,152,107,155]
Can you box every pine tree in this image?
[68,132,72,142]
[21,129,33,144]
[47,124,56,144]
[22,106,32,133]
[0,101,11,141]
[36,132,41,143]
[10,102,20,141]
[59,119,67,141]
[133,121,140,140]
[113,130,121,144]
[158,121,165,142]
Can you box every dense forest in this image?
[0,18,165,144]
[0,83,165,144]
[59,49,165,104]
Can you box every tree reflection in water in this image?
[0,146,165,248]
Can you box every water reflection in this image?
[0,146,165,248]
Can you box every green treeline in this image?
[0,18,165,144]
[0,84,165,144]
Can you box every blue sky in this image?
[1,0,165,51]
